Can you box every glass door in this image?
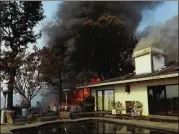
[104,90,114,111]
[97,90,103,111]
[147,85,167,115]
[148,84,179,116]
[96,89,114,111]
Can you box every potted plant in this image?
[20,98,31,117]
[116,101,123,115]
[129,101,143,116]
[135,101,143,116]
[111,101,117,115]
[127,101,136,116]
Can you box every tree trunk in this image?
[28,102,31,108]
[7,68,16,110]
[59,85,62,108]
[58,72,62,117]
[27,99,31,108]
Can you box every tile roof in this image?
[101,62,178,83]
[76,62,178,88]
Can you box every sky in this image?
[137,1,178,32]
[29,1,61,50]
[1,1,178,108]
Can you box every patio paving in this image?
[105,114,179,123]
[148,115,179,121]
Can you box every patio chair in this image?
[4,110,27,125]
[64,105,71,111]
[29,106,59,121]
[35,106,59,121]
[60,106,79,119]
[29,107,44,117]
[69,106,83,119]
[37,116,59,122]
[45,106,58,116]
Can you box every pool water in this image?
[12,120,177,134]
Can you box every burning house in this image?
[76,14,178,116]
[76,46,178,116]
[40,77,99,109]
[42,1,178,115]
[74,77,101,102]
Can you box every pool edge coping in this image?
[2,117,179,134]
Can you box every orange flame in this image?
[74,88,90,102]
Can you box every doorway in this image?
[147,84,179,116]
[147,85,166,115]
[96,89,114,111]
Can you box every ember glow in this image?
[90,77,101,84]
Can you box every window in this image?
[147,84,179,116]
[166,85,179,116]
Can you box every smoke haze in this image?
[135,15,178,63]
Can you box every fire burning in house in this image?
[72,77,101,104]
[74,88,90,102]
[47,77,101,109]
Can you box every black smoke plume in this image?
[43,1,162,45]
[41,2,164,103]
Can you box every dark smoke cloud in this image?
[135,15,178,63]
[44,1,162,44]
[42,1,165,99]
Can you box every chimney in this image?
[133,47,165,75]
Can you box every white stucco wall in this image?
[135,54,152,74]
[90,77,178,116]
[114,84,149,115]
[91,84,149,115]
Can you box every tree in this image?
[0,1,44,109]
[14,47,45,106]
[72,16,138,79]
[40,38,72,108]
[75,69,94,86]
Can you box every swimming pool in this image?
[11,120,177,134]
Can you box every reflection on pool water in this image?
[12,121,177,134]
